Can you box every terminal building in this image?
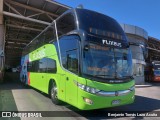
[147,37,160,61]
[121,24,148,84]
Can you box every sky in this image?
[55,0,160,40]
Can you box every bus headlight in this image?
[83,97,93,105]
[74,81,100,94]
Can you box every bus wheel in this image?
[50,82,60,105]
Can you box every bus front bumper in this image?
[77,89,135,110]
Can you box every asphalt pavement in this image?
[0,82,160,120]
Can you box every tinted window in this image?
[39,58,47,72]
[23,25,56,56]
[56,13,76,37]
[43,26,56,44]
[27,58,57,73]
[59,35,80,74]
[36,26,56,48]
[27,62,32,72]
[76,9,126,39]
[47,59,57,73]
[66,50,78,74]
[27,60,39,72]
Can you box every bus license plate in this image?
[112,100,120,105]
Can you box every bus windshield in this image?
[83,43,132,80]
[153,62,160,70]
[76,9,126,39]
[154,70,160,75]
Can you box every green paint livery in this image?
[21,8,135,110]
[27,44,135,110]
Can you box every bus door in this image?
[64,49,79,106]
[58,35,80,106]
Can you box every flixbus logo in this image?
[102,39,122,47]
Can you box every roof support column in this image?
[0,0,5,83]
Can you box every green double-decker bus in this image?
[20,8,135,110]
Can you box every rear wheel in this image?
[50,82,61,105]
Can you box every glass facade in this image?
[130,45,145,78]
[121,24,148,84]
[130,45,144,61]
[133,63,144,76]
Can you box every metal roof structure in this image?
[3,0,70,67]
[2,0,160,67]
[147,37,160,61]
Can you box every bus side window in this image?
[39,58,47,73]
[58,35,80,74]
[27,62,32,72]
[44,26,56,44]
[56,13,76,37]
[23,25,57,56]
[66,49,78,74]
[47,58,57,73]
[27,60,38,72]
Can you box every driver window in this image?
[59,35,80,74]
[66,50,78,74]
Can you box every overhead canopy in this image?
[147,37,160,61]
[3,0,160,67]
[3,0,70,67]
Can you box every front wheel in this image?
[50,82,61,105]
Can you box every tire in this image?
[50,82,61,105]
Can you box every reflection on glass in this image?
[154,70,160,75]
[133,63,144,76]
[66,50,78,74]
[130,45,144,60]
[83,43,132,80]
